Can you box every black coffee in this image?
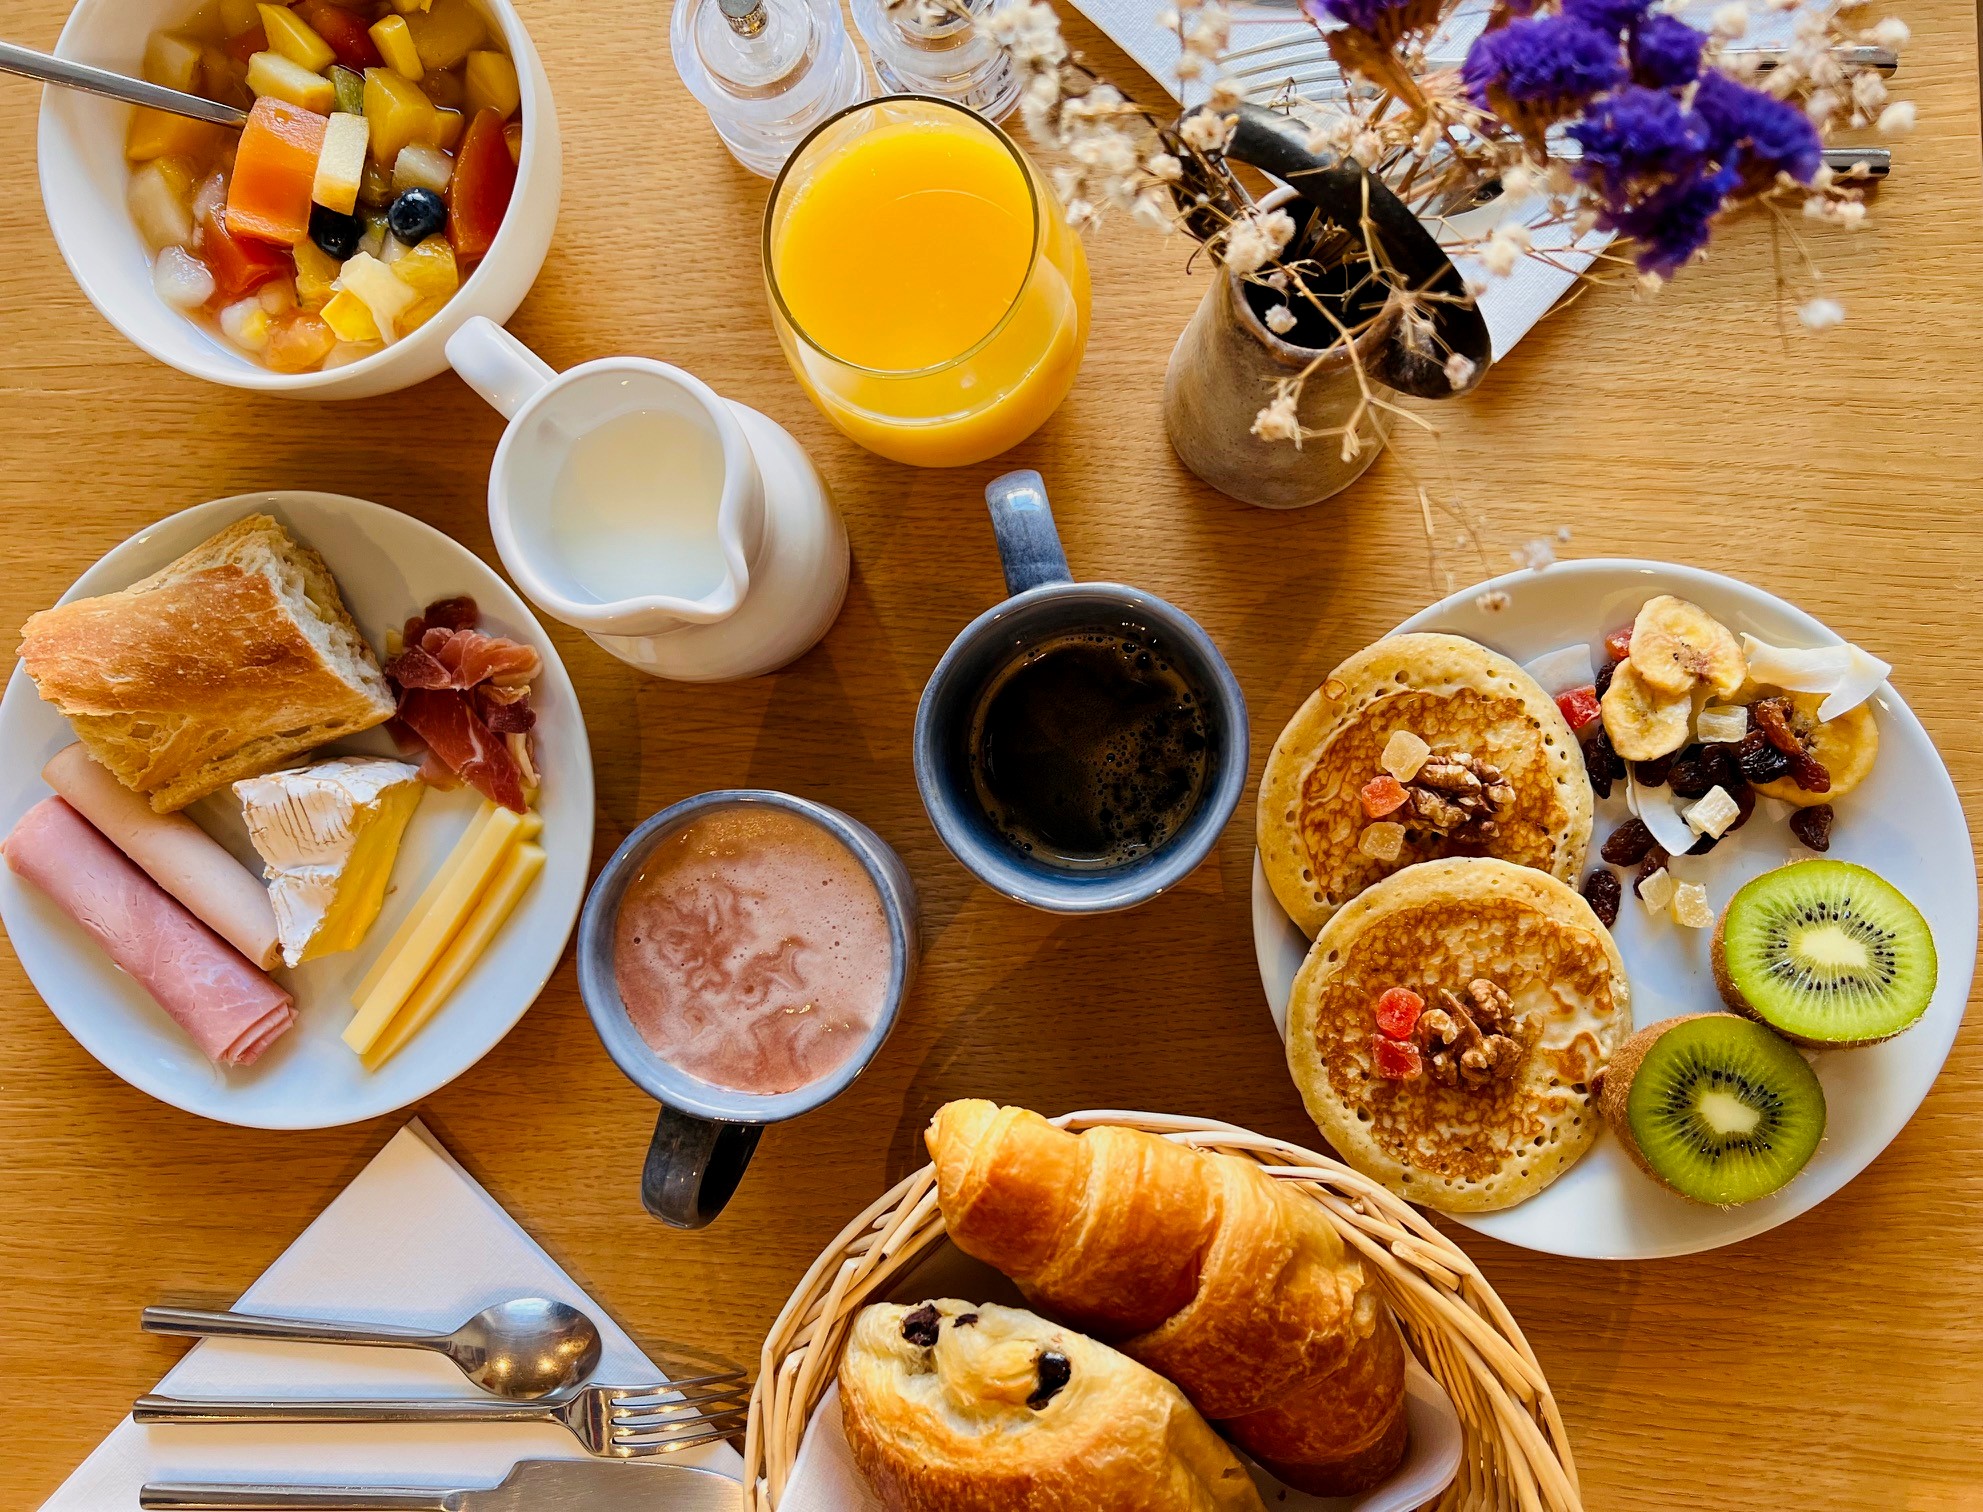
[967,630,1209,869]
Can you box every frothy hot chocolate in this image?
[612,806,892,1096]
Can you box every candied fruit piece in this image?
[1582,868,1621,927]
[1380,729,1430,782]
[1374,987,1424,1039]
[1789,803,1834,851]
[1669,881,1713,929]
[1604,624,1634,662]
[1358,821,1406,864]
[1360,775,1409,820]
[1555,685,1601,730]
[1637,865,1675,913]
[1696,704,1750,745]
[1372,1035,1422,1081]
[1633,846,1670,896]
[1683,785,1741,840]
[1751,696,1831,793]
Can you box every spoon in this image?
[142,1297,606,1400]
[0,39,246,127]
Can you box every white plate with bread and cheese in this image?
[0,491,593,1129]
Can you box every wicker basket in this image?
[743,1110,1582,1512]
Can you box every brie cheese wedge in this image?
[235,756,425,968]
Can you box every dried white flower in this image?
[1852,71,1888,112]
[1180,110,1235,153]
[1351,130,1384,164]
[1500,162,1536,198]
[1872,16,1910,47]
[1799,296,1845,330]
[1220,206,1295,273]
[1146,152,1183,182]
[1252,391,1303,444]
[1443,353,1476,389]
[1878,100,1917,132]
[1480,221,1531,277]
[1556,525,1573,543]
[1712,2,1748,37]
[979,0,1067,67]
[1207,77,1244,111]
[1174,50,1205,79]
[1475,590,1512,613]
[1131,188,1175,231]
[1265,303,1297,334]
[1305,114,1356,156]
[1064,197,1097,228]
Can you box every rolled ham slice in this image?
[42,743,282,970]
[2,797,294,1067]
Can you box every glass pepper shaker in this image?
[671,0,867,177]
[849,0,1021,122]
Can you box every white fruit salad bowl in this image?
[37,0,560,397]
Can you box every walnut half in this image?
[1419,980,1524,1088]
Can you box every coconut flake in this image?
[1629,768,1698,856]
[1740,634,1852,693]
[1817,643,1891,721]
[1522,643,1597,696]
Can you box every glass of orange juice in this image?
[763,95,1091,469]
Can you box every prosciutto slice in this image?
[2,798,294,1067]
[397,688,527,811]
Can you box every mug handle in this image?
[445,315,557,420]
[984,469,1072,597]
[640,1107,764,1230]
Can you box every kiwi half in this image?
[1713,860,1936,1046]
[1599,1014,1826,1206]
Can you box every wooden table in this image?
[2,0,1980,1504]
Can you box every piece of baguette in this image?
[18,514,396,812]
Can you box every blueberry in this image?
[387,187,448,244]
[309,204,362,260]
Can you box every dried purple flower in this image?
[1463,16,1626,125]
[1628,13,1707,90]
[1568,85,1708,197]
[1693,70,1824,188]
[1597,163,1736,275]
[1561,0,1650,37]
[1308,0,1444,46]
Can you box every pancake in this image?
[1259,633,1592,937]
[1286,857,1629,1213]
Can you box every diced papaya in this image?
[404,0,485,71]
[463,51,518,119]
[363,66,438,166]
[258,3,336,71]
[247,50,337,111]
[298,0,384,70]
[446,107,515,262]
[226,95,328,245]
[200,207,294,299]
[126,106,226,163]
[266,308,339,371]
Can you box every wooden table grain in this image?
[2,0,1980,1505]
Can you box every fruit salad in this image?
[125,0,522,373]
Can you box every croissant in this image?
[927,1101,1408,1496]
[840,1299,1266,1512]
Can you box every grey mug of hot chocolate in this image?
[914,470,1249,912]
[578,790,919,1229]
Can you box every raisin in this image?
[1667,746,1712,799]
[1686,828,1721,855]
[1601,817,1658,866]
[900,1304,941,1348]
[1735,728,1793,784]
[1751,696,1832,793]
[1028,1350,1072,1409]
[1582,727,1626,798]
[1789,803,1835,851]
[1633,847,1670,896]
[1582,868,1622,926]
[1633,754,1674,788]
[1594,658,1618,699]
[1724,780,1757,834]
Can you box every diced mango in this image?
[247,49,337,111]
[293,237,342,308]
[338,250,417,341]
[143,31,203,91]
[321,286,382,341]
[219,0,261,36]
[369,14,422,77]
[428,107,464,150]
[363,66,438,166]
[462,51,518,120]
[312,109,369,212]
[392,234,457,298]
[258,2,336,71]
[390,0,432,11]
[126,106,225,163]
[404,0,485,71]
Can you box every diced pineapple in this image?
[258,3,336,72]
[144,31,204,91]
[337,250,417,341]
[463,51,518,119]
[381,232,414,264]
[152,154,199,201]
[392,234,458,298]
[247,50,337,111]
[363,67,438,166]
[219,295,274,352]
[129,161,195,250]
[265,309,338,371]
[369,14,423,78]
[428,108,464,150]
[404,0,486,71]
[398,293,446,333]
[392,143,454,195]
[330,64,366,115]
[126,106,225,163]
[312,110,369,213]
[219,0,260,36]
[293,238,341,309]
[321,286,382,342]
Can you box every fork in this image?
[133,1379,751,1459]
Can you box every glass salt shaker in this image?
[849,0,1021,122]
[671,0,868,177]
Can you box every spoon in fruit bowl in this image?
[0,39,245,127]
[142,1296,606,1400]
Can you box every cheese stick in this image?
[362,840,545,1072]
[42,743,282,970]
[351,802,495,1005]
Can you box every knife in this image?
[139,1459,739,1511]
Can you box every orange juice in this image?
[766,101,1090,468]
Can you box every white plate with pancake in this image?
[1253,559,1975,1259]
[0,491,593,1129]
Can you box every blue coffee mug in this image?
[913,470,1249,912]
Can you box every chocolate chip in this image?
[955,1313,979,1328]
[900,1304,940,1348]
[1027,1349,1071,1409]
